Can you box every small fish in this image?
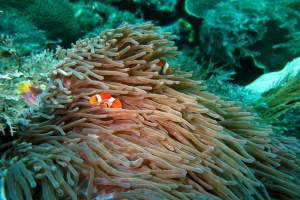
[144,59,171,75]
[16,82,42,108]
[156,59,171,75]
[90,93,122,109]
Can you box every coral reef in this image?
[0,10,49,56]
[0,0,81,46]
[199,0,269,65]
[187,0,300,72]
[245,57,300,137]
[0,22,299,200]
[130,0,178,14]
[246,57,300,94]
[0,38,57,136]
[81,1,143,39]
[185,0,221,18]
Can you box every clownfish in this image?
[89,93,122,109]
[156,59,171,75]
[144,59,171,75]
[16,82,43,108]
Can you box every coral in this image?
[254,71,300,127]
[246,57,300,94]
[0,22,300,199]
[0,0,81,46]
[131,0,178,13]
[187,0,300,71]
[0,48,57,137]
[73,2,103,35]
[0,10,49,56]
[199,0,268,65]
[250,20,296,72]
[83,1,143,39]
[180,49,257,108]
[155,0,178,13]
[185,0,221,18]
[281,107,300,139]
[25,0,80,45]
[251,2,300,72]
[178,18,195,43]
[247,58,300,132]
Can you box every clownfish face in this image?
[16,82,42,108]
[89,93,122,109]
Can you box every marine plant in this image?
[0,22,299,200]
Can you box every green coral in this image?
[0,0,81,46]
[185,0,221,18]
[73,3,103,34]
[0,42,57,137]
[178,18,192,31]
[83,1,143,38]
[132,0,178,13]
[0,10,49,56]
[178,18,195,43]
[199,0,268,65]
[187,0,300,71]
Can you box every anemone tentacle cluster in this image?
[0,22,299,200]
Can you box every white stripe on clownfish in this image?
[90,93,123,109]
[162,62,170,75]
[95,94,102,102]
[106,97,116,108]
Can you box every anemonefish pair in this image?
[144,59,171,75]
[16,82,43,108]
[89,93,122,109]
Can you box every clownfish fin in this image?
[101,102,109,108]
[110,98,122,109]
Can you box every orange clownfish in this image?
[156,59,171,75]
[144,59,171,75]
[16,82,43,108]
[89,93,122,109]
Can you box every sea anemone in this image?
[0,22,299,200]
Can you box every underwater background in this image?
[1,0,300,199]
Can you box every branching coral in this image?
[0,22,300,199]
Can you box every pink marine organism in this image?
[16,81,43,108]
